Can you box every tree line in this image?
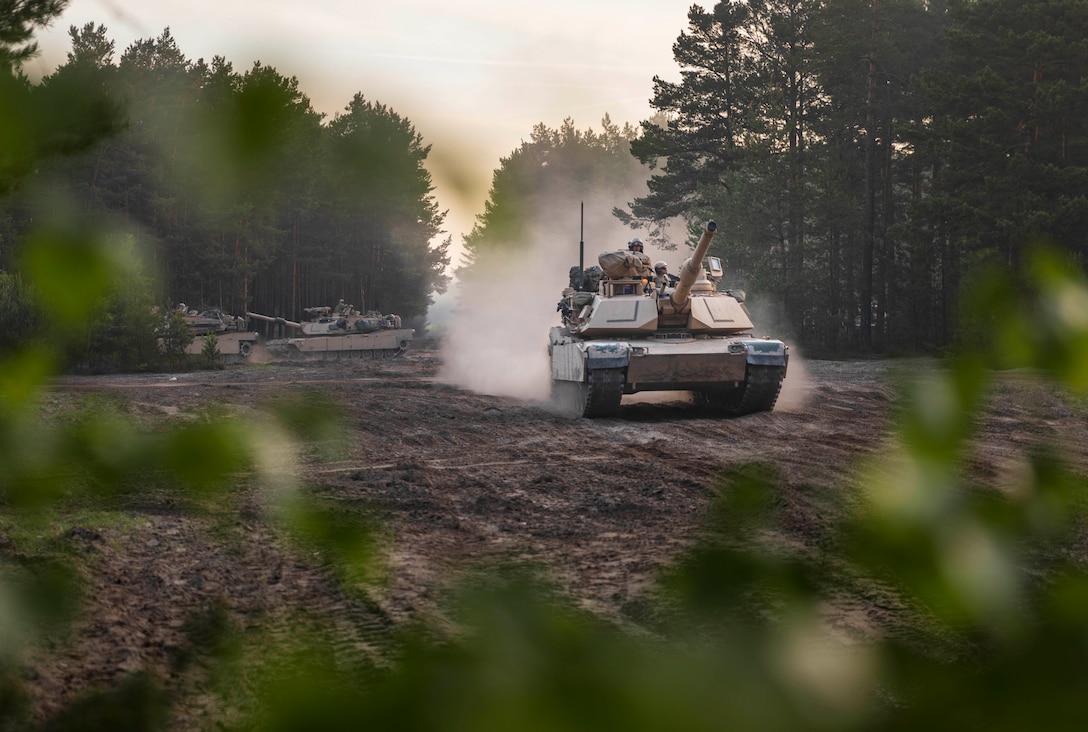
[463,0,1088,355]
[631,0,1088,353]
[4,0,1087,365]
[0,21,449,363]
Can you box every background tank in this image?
[176,304,246,335]
[247,301,413,359]
[549,220,789,418]
[175,304,257,360]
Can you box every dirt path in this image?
[21,349,1088,725]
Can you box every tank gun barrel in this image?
[670,220,717,309]
[245,311,302,330]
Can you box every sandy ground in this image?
[17,346,1088,726]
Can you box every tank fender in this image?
[738,338,789,367]
[551,339,629,383]
[585,342,630,370]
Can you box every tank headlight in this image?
[727,342,747,354]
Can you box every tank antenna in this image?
[578,201,584,272]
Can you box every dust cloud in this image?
[246,342,274,365]
[438,198,644,402]
[739,297,811,411]
[776,345,813,411]
[437,246,561,402]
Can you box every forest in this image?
[464,0,1088,355]
[0,19,450,367]
[2,0,1088,366]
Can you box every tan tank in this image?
[175,305,257,360]
[549,220,789,417]
[177,305,246,335]
[246,301,413,359]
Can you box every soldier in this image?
[627,238,644,253]
[654,261,678,291]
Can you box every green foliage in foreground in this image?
[5,3,1088,728]
[3,225,1088,731]
[4,218,202,374]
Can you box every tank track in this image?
[264,339,405,360]
[700,364,786,416]
[584,367,624,418]
[552,368,625,418]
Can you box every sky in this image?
[29,0,704,266]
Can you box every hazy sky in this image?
[30,0,702,259]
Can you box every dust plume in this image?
[246,342,274,365]
[437,246,561,401]
[438,198,643,402]
[776,345,813,411]
[736,295,811,411]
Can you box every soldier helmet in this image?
[627,238,644,252]
[654,261,668,272]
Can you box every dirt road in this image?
[22,348,1088,724]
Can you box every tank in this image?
[175,305,258,360]
[246,301,414,359]
[549,220,789,418]
[176,305,246,335]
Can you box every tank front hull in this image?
[549,327,788,417]
[625,338,749,391]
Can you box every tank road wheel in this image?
[698,365,786,417]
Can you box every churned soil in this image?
[18,346,1088,727]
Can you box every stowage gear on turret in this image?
[598,248,652,279]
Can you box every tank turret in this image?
[246,304,413,359]
[549,217,788,418]
[176,305,246,336]
[247,304,404,338]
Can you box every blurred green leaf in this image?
[162,419,252,493]
[279,496,382,586]
[0,345,54,411]
[20,217,125,329]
